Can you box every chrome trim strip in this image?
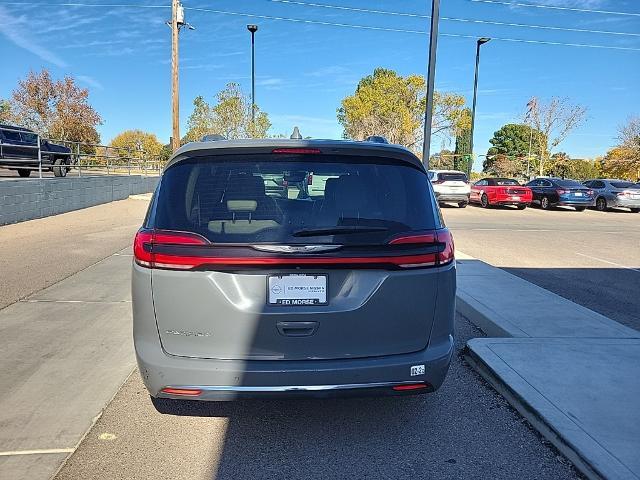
[252,244,343,254]
[162,381,421,393]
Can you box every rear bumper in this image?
[435,192,470,202]
[612,198,640,208]
[556,198,594,207]
[136,334,454,401]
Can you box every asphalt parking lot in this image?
[54,315,579,480]
[443,204,640,331]
[4,198,637,480]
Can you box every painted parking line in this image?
[575,252,640,273]
[0,448,75,457]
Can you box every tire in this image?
[575,207,586,212]
[595,197,607,212]
[540,196,551,210]
[480,194,490,208]
[458,202,468,208]
[18,169,31,178]
[631,208,640,213]
[516,204,527,210]
[53,158,67,177]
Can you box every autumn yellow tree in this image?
[337,68,467,154]
[110,130,164,160]
[599,117,640,180]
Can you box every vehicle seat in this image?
[208,173,283,234]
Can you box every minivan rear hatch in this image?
[146,152,448,361]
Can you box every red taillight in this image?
[272,148,321,154]
[161,388,202,397]
[134,228,454,271]
[556,189,568,195]
[133,229,209,269]
[392,383,428,391]
[388,229,454,267]
[389,233,437,245]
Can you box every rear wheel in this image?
[53,158,68,177]
[480,194,490,208]
[516,204,527,210]
[18,169,31,178]
[540,196,551,210]
[575,206,586,212]
[458,201,468,209]
[595,197,607,212]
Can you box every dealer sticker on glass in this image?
[268,274,327,305]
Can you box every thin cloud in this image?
[0,6,68,67]
[76,75,104,91]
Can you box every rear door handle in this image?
[277,321,318,337]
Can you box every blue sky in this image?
[0,0,638,169]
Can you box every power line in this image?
[186,7,640,52]
[1,1,639,51]
[0,1,168,7]
[269,0,640,37]
[468,0,640,17]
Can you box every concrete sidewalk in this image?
[0,249,136,480]
[458,253,640,480]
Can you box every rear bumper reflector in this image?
[392,383,429,391]
[160,388,202,397]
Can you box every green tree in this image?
[110,130,163,160]
[0,99,10,123]
[430,149,455,170]
[9,69,101,145]
[337,68,467,153]
[484,123,545,176]
[546,152,572,178]
[454,108,472,172]
[184,83,271,141]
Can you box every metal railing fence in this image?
[0,126,165,179]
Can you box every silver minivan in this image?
[133,138,456,405]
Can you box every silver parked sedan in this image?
[583,179,640,212]
[132,137,456,406]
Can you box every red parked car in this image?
[470,177,532,209]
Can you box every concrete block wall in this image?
[0,175,159,226]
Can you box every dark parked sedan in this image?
[525,177,594,211]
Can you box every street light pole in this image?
[469,37,491,177]
[421,0,440,170]
[247,24,258,130]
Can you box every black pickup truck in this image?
[0,124,73,177]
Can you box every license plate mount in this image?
[268,274,328,306]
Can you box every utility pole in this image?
[168,1,194,152]
[525,97,536,180]
[171,0,180,152]
[421,0,440,170]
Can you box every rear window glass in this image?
[611,181,635,189]
[494,178,519,186]
[555,179,583,187]
[438,173,467,183]
[152,155,438,245]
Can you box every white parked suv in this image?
[428,170,471,208]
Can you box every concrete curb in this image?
[456,253,640,480]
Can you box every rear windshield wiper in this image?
[292,226,389,237]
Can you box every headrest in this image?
[225,174,266,200]
[333,175,369,216]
